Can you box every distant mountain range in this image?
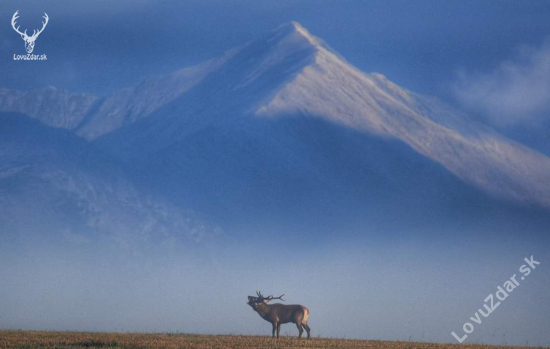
[2,22,549,245]
[0,114,219,249]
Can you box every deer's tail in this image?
[301,306,309,323]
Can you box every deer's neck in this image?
[255,304,271,319]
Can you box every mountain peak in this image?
[276,21,315,39]
[270,21,320,48]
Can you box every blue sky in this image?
[3,0,550,101]
[1,0,550,345]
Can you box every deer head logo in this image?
[11,11,49,54]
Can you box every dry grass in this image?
[0,330,543,349]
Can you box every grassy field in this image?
[0,330,543,349]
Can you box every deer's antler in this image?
[268,294,285,301]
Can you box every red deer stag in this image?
[247,291,311,339]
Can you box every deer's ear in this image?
[247,296,254,301]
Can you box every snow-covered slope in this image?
[75,48,241,141]
[91,22,324,159]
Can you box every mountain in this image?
[1,22,549,239]
[0,112,220,251]
[89,22,550,209]
[250,23,550,209]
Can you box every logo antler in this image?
[11,11,26,37]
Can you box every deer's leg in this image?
[272,323,276,338]
[276,323,281,338]
[296,322,303,338]
[302,323,311,339]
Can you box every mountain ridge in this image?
[0,86,97,130]
[0,112,222,249]
[1,21,550,212]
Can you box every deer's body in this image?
[247,292,311,339]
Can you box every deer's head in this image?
[247,291,285,309]
[12,11,49,54]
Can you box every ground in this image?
[0,331,543,349]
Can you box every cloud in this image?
[453,39,550,126]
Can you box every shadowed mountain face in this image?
[1,22,550,242]
[137,113,549,239]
